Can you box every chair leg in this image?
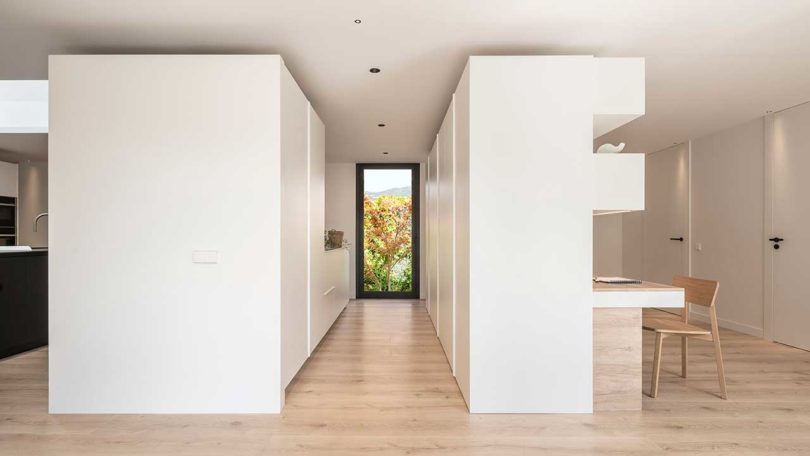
[650,332,664,398]
[712,336,728,399]
[681,336,688,378]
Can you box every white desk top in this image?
[593,280,684,308]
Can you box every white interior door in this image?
[769,104,810,350]
[642,144,690,286]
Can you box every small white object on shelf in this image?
[595,142,625,154]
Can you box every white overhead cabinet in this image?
[593,153,645,215]
[426,56,644,413]
[0,80,48,133]
[49,55,332,414]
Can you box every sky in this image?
[364,169,411,192]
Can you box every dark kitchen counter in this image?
[0,249,48,257]
[0,250,48,359]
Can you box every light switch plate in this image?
[192,250,219,264]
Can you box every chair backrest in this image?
[672,275,719,308]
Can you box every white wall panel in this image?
[452,64,471,406]
[427,141,439,328]
[309,108,348,350]
[468,56,594,413]
[49,55,283,413]
[691,118,764,336]
[437,100,455,370]
[280,64,310,391]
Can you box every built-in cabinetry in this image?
[0,250,47,359]
[426,56,645,413]
[49,55,336,414]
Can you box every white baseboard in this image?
[689,310,763,338]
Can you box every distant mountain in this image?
[365,186,411,200]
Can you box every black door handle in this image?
[769,237,784,243]
[670,237,684,242]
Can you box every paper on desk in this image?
[593,276,642,284]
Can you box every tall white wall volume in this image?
[427,56,638,413]
[452,63,471,406]
[309,107,350,351]
[467,57,595,413]
[49,55,322,413]
[437,101,455,370]
[280,64,310,392]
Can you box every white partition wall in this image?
[467,56,594,413]
[427,56,643,413]
[280,65,310,392]
[437,101,455,370]
[452,64,471,406]
[49,55,325,414]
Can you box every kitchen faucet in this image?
[33,212,48,232]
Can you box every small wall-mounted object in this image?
[593,153,645,215]
[191,250,219,264]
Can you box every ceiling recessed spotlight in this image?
[383,151,389,155]
[354,19,361,24]
[378,123,385,127]
[369,67,381,73]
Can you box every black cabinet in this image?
[0,251,48,359]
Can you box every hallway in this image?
[284,300,465,414]
[3,300,810,454]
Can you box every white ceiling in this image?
[1,0,810,162]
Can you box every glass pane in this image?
[363,169,413,293]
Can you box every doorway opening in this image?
[356,163,420,299]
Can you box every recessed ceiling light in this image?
[378,123,385,127]
[369,68,381,73]
[354,19,361,24]
[383,151,389,155]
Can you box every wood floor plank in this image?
[1,299,810,455]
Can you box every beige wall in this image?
[18,161,47,247]
[593,213,622,276]
[324,163,357,297]
[690,118,764,336]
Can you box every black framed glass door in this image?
[356,163,420,299]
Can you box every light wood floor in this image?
[2,300,810,455]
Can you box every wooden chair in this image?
[643,276,727,399]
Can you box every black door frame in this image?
[356,163,420,299]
